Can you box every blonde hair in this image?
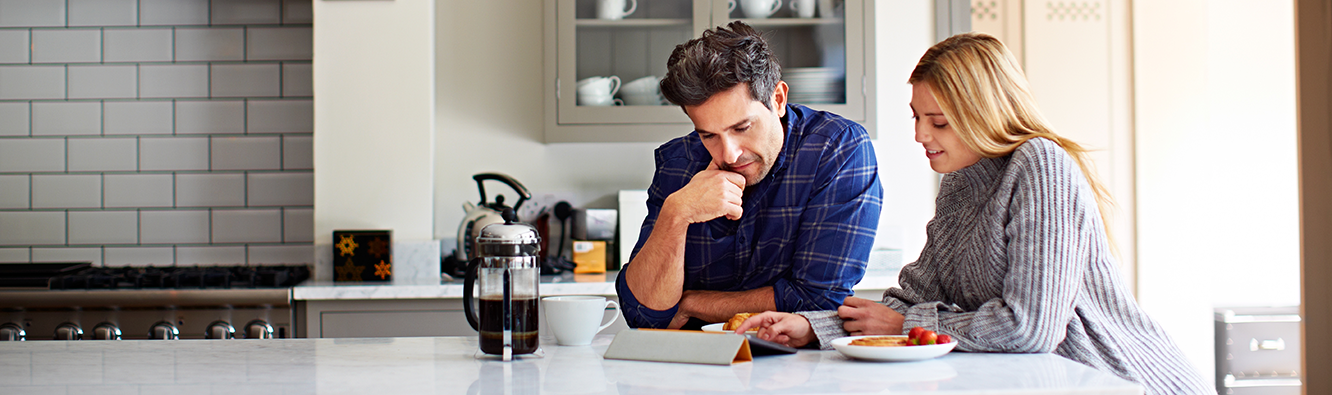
[908,32,1115,237]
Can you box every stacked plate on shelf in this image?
[784,67,844,104]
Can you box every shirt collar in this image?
[768,103,802,180]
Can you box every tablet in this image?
[745,334,798,356]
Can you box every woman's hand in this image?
[734,311,816,348]
[838,297,905,336]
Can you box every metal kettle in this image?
[457,173,531,263]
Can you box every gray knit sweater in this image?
[800,138,1209,395]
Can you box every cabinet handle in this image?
[1224,374,1302,388]
[1249,337,1285,351]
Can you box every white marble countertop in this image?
[0,334,1142,394]
[293,270,901,301]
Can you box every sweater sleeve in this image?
[795,310,845,350]
[795,289,915,350]
[901,145,1099,353]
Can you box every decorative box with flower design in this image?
[332,230,393,283]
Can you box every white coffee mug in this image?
[597,0,637,20]
[577,76,621,97]
[789,0,815,18]
[543,296,620,346]
[741,0,782,18]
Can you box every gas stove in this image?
[46,265,308,290]
[0,263,309,341]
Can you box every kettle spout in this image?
[462,202,475,212]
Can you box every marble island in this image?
[292,270,901,301]
[1,334,1142,394]
[293,270,902,338]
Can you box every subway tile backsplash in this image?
[138,0,210,27]
[0,30,31,63]
[0,0,313,266]
[0,0,66,28]
[31,29,101,63]
[0,66,66,99]
[68,0,139,27]
[68,65,139,99]
[102,28,173,62]
[175,28,244,61]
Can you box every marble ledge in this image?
[293,270,901,301]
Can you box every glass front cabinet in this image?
[542,0,876,143]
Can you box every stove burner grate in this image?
[46,265,310,290]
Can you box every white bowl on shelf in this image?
[621,92,664,106]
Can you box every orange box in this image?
[572,240,606,274]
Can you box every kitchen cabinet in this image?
[296,297,628,339]
[542,0,877,143]
[296,299,473,338]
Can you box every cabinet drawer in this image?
[320,310,474,338]
[1215,312,1301,375]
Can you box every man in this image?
[615,21,883,329]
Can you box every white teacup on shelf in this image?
[596,0,637,20]
[577,76,621,98]
[790,0,815,18]
[578,92,623,106]
[741,0,782,18]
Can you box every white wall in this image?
[871,2,938,260]
[433,1,938,261]
[1135,0,1299,385]
[314,0,437,281]
[1202,0,1299,308]
[432,0,660,251]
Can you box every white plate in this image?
[831,335,957,362]
[700,323,757,333]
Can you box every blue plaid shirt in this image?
[615,104,883,328]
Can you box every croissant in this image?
[722,312,757,331]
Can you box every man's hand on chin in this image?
[665,164,745,223]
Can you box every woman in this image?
[737,33,1209,394]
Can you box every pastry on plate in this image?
[722,312,758,331]
[848,336,910,347]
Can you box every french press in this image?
[463,208,542,360]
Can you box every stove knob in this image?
[0,323,24,341]
[245,319,274,339]
[54,322,83,341]
[205,320,235,339]
[149,321,179,340]
[92,322,122,340]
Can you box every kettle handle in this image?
[473,173,531,211]
[462,257,482,331]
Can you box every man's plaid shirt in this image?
[615,104,883,328]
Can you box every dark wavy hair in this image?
[659,21,782,110]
